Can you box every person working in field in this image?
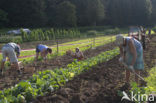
[116,34,144,84]
[73,48,84,61]
[35,44,52,62]
[1,42,21,74]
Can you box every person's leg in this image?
[35,52,39,61]
[12,62,20,70]
[1,47,7,71]
[1,61,5,70]
[35,45,40,61]
[126,69,131,83]
[135,70,140,84]
[8,48,20,71]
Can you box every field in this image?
[33,35,156,103]
[0,29,155,103]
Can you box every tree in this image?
[108,0,152,26]
[1,0,47,27]
[55,1,77,27]
[85,0,105,26]
[0,9,8,27]
[0,0,154,27]
[131,0,152,25]
[45,0,66,26]
[151,0,156,25]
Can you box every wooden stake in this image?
[56,40,59,54]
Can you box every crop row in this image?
[0,48,119,103]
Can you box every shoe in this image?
[0,69,3,76]
[17,70,22,75]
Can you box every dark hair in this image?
[47,48,52,53]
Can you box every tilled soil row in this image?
[0,42,115,90]
[34,56,124,103]
[33,35,156,103]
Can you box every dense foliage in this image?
[21,28,81,42]
[0,0,155,27]
[0,27,124,43]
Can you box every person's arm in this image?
[17,52,20,58]
[1,55,6,71]
[119,46,126,59]
[119,46,123,56]
[119,46,126,63]
[1,61,5,71]
[128,39,137,66]
[16,46,21,58]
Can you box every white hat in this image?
[115,34,124,46]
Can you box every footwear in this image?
[0,69,3,75]
[17,70,22,75]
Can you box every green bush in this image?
[20,28,81,42]
[87,30,97,37]
[0,36,22,43]
[103,27,120,35]
[78,26,112,32]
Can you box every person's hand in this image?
[43,57,46,60]
[128,65,134,70]
[119,57,123,63]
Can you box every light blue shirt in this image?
[37,44,48,52]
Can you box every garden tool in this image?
[128,65,145,81]
[119,57,145,81]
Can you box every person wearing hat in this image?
[1,42,21,74]
[116,34,144,84]
[35,44,52,63]
[74,48,84,61]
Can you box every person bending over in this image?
[1,42,21,74]
[116,34,144,84]
[35,44,52,63]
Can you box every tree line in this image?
[0,0,155,28]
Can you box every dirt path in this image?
[33,35,156,103]
[0,42,115,90]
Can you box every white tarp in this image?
[7,28,31,34]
